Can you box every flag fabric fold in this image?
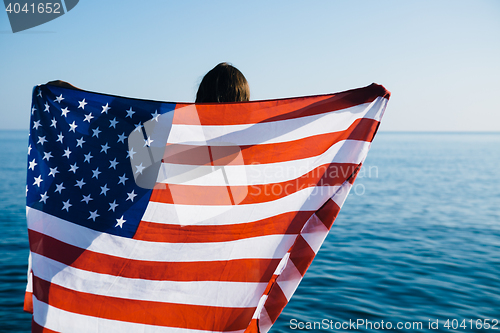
[25,83,390,332]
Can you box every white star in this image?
[143,136,154,147]
[126,107,135,118]
[39,191,49,204]
[55,183,65,194]
[134,122,143,132]
[76,137,85,148]
[28,158,37,171]
[44,102,50,112]
[26,185,28,196]
[69,162,79,173]
[50,117,57,128]
[63,147,71,158]
[37,136,47,145]
[126,190,137,202]
[118,173,128,185]
[54,94,64,103]
[92,167,101,179]
[100,184,109,196]
[109,118,118,128]
[43,151,53,161]
[84,113,94,123]
[33,120,42,130]
[126,147,136,159]
[109,200,119,212]
[109,158,119,169]
[37,90,42,98]
[151,110,160,122]
[84,152,93,163]
[78,98,87,109]
[75,178,86,189]
[117,133,126,144]
[33,175,43,187]
[57,132,64,143]
[102,103,111,114]
[135,163,145,174]
[115,215,126,228]
[27,144,32,155]
[68,121,78,133]
[81,194,93,204]
[92,127,101,138]
[61,107,70,117]
[48,167,59,177]
[88,210,100,221]
[100,143,110,154]
[61,199,72,212]
[31,106,37,114]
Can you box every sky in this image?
[1,0,499,131]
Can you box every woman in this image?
[196,62,249,103]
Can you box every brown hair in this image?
[196,63,250,103]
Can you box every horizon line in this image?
[1,128,499,134]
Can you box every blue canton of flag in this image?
[26,84,175,237]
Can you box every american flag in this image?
[25,83,390,332]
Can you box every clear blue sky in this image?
[1,0,499,131]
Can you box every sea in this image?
[1,131,499,332]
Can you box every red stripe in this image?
[263,284,288,323]
[150,163,359,206]
[244,319,260,333]
[263,274,279,297]
[29,229,280,283]
[24,291,33,313]
[163,118,379,166]
[32,276,255,331]
[347,163,362,184]
[134,211,313,243]
[32,319,59,333]
[288,235,316,276]
[173,83,390,125]
[315,198,341,230]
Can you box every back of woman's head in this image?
[196,63,250,103]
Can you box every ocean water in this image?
[0,130,31,332]
[1,131,499,332]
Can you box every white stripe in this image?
[330,179,353,209]
[258,307,274,333]
[143,185,341,226]
[252,295,268,319]
[300,214,330,254]
[32,253,266,308]
[26,251,33,293]
[26,272,33,293]
[168,98,387,146]
[33,297,246,333]
[276,260,303,301]
[27,208,297,261]
[273,252,290,275]
[158,139,371,186]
